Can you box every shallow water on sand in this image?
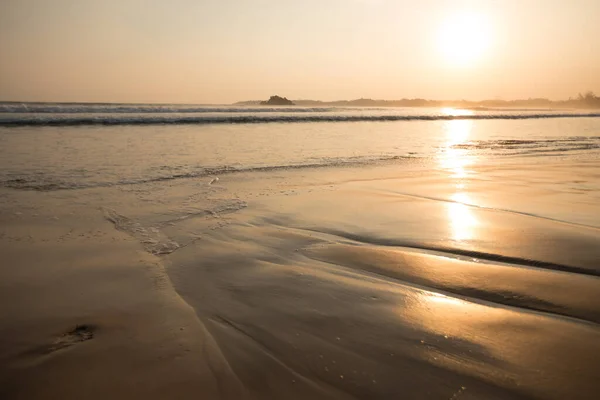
[1,107,599,399]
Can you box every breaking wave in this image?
[1,112,599,127]
[0,103,339,114]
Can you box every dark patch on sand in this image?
[28,324,96,356]
[47,324,95,353]
[18,324,96,361]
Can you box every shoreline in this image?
[1,159,599,399]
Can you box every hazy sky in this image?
[1,0,599,103]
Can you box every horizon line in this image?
[1,93,598,107]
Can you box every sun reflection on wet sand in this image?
[439,114,479,241]
[426,291,463,307]
[403,290,493,342]
[448,193,479,241]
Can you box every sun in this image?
[438,12,491,67]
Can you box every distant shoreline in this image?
[235,94,600,109]
[1,94,599,109]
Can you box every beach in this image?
[1,106,599,399]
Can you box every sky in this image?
[1,0,599,104]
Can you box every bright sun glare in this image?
[438,12,491,66]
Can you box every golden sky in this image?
[1,0,598,103]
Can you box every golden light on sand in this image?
[448,192,478,241]
[438,12,491,67]
[426,291,463,307]
[442,153,469,179]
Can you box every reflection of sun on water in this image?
[438,116,479,241]
[443,113,473,145]
[440,116,473,179]
[441,108,474,118]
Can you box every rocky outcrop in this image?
[260,96,295,106]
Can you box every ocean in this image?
[1,103,599,192]
[1,103,599,399]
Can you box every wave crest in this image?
[1,113,599,127]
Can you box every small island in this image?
[260,95,295,106]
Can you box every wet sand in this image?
[1,159,599,399]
